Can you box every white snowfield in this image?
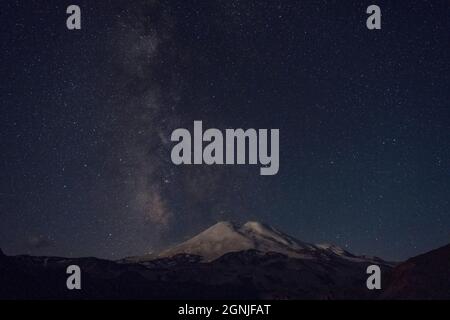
[156,221,384,263]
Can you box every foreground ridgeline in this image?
[1,221,449,299]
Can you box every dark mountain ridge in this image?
[0,222,448,300]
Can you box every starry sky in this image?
[1,0,449,261]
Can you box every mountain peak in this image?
[154,221,253,261]
[207,221,239,232]
[152,221,385,263]
[157,221,312,261]
[242,221,270,232]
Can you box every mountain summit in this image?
[156,221,378,262]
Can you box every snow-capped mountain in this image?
[154,221,384,263]
[1,222,448,299]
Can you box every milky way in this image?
[1,0,449,260]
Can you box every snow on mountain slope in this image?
[154,221,378,262]
[159,222,255,261]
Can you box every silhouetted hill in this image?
[382,244,450,300]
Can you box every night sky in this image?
[1,0,449,261]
